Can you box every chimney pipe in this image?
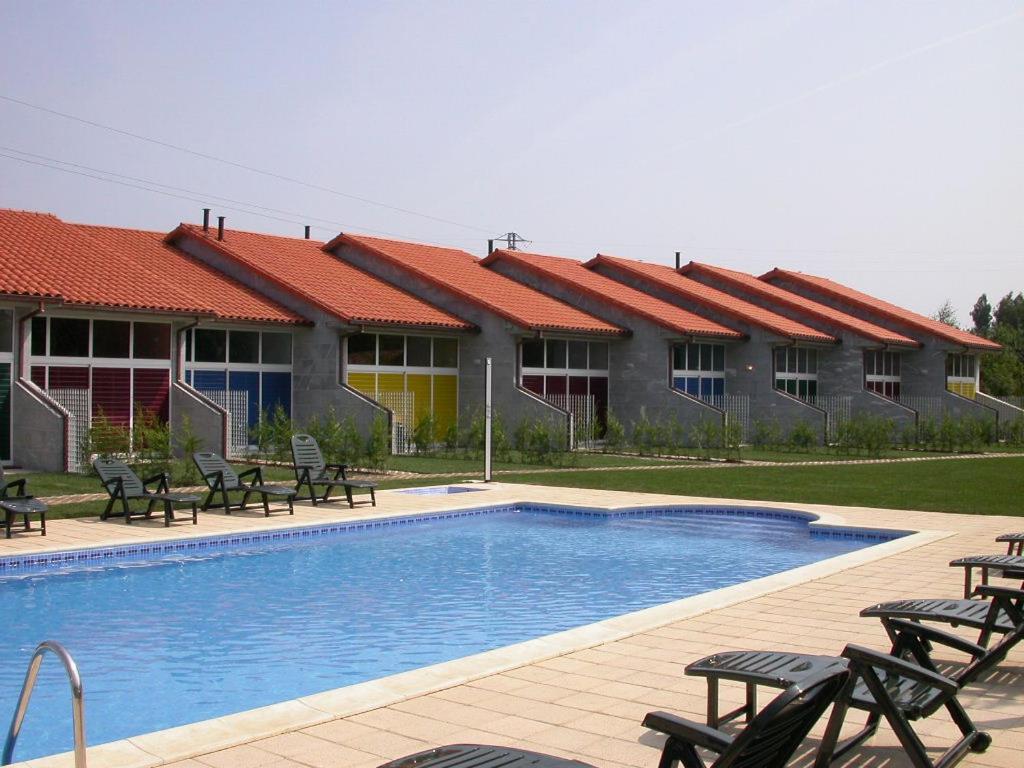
[202,208,211,232]
[217,216,225,241]
[487,239,494,255]
[304,225,311,240]
[675,251,681,270]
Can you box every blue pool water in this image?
[0,506,895,760]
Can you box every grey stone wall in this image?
[174,236,385,433]
[170,383,227,456]
[483,260,722,435]
[586,261,826,441]
[331,243,571,433]
[13,380,67,471]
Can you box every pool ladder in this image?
[2,641,86,768]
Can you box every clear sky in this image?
[1,1,1021,326]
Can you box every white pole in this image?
[484,357,493,482]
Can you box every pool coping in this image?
[11,489,951,768]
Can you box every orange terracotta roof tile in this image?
[171,225,473,331]
[681,262,919,347]
[72,224,306,325]
[587,254,834,343]
[330,233,626,336]
[481,249,744,339]
[0,209,304,323]
[761,268,1000,350]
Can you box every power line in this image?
[0,93,497,235]
[0,150,477,245]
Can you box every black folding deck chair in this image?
[0,467,47,539]
[949,553,1024,597]
[290,433,377,508]
[642,666,850,768]
[996,532,1024,556]
[94,458,199,526]
[862,583,1024,648]
[685,617,1020,768]
[193,452,295,516]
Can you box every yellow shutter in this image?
[433,374,458,436]
[346,372,377,398]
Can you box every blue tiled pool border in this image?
[0,504,906,575]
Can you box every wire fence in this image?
[197,389,250,457]
[545,394,598,449]
[46,387,90,471]
[701,394,751,443]
[378,391,416,454]
[806,394,852,442]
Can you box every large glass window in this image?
[433,338,458,368]
[864,350,901,399]
[261,332,292,364]
[521,339,544,368]
[49,318,89,357]
[378,335,405,367]
[133,322,171,359]
[672,342,725,399]
[774,346,818,399]
[92,320,130,358]
[946,353,977,399]
[194,329,227,363]
[0,309,12,354]
[347,333,376,365]
[30,317,47,356]
[406,336,432,367]
[520,338,610,432]
[228,330,260,364]
[545,339,567,369]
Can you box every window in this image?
[946,353,977,399]
[133,323,171,359]
[568,341,588,369]
[589,342,608,369]
[864,350,901,399]
[261,333,292,365]
[194,329,227,363]
[49,318,89,357]
[347,333,376,365]
[378,335,404,366]
[545,339,566,369]
[92,320,130,358]
[31,317,47,356]
[521,339,544,368]
[0,309,12,354]
[672,342,725,399]
[228,330,259,364]
[433,338,458,368]
[774,346,818,399]
[406,336,432,367]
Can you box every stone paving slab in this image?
[6,483,1023,768]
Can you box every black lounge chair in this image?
[685,617,1020,768]
[996,532,1024,556]
[862,584,1024,648]
[0,467,47,539]
[643,666,850,768]
[290,433,377,508]
[378,745,595,768]
[94,458,199,526]
[949,554,1024,597]
[193,452,296,516]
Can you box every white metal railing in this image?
[378,391,415,454]
[45,387,90,471]
[805,395,852,442]
[544,393,597,449]
[700,394,750,443]
[197,389,249,457]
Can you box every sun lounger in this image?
[949,554,1024,597]
[377,745,595,768]
[290,433,377,508]
[685,617,1019,768]
[193,452,295,516]
[0,468,47,538]
[996,532,1024,556]
[94,458,199,526]
[642,666,850,768]
[861,584,1024,648]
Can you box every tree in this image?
[978,290,1024,396]
[932,299,959,328]
[970,294,992,337]
[994,292,1024,331]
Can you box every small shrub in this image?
[690,419,721,461]
[131,406,172,475]
[751,418,782,450]
[787,420,817,452]
[723,419,743,461]
[413,413,435,454]
[603,410,625,453]
[441,422,460,455]
[364,412,390,469]
[171,414,204,485]
[632,412,655,456]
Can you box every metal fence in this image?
[701,394,751,443]
[197,389,250,457]
[1001,395,1024,410]
[806,395,852,442]
[895,396,947,421]
[545,393,598,449]
[46,387,90,471]
[378,390,416,454]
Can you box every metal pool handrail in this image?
[2,640,86,768]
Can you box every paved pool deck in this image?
[3,482,1022,768]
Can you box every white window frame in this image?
[864,350,901,399]
[671,342,726,398]
[774,346,819,398]
[0,307,13,465]
[518,338,610,398]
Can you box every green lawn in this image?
[494,456,1024,517]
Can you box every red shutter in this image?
[91,367,131,427]
[133,369,170,422]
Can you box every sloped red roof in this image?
[0,209,302,323]
[587,254,834,343]
[682,262,919,347]
[170,225,473,331]
[73,224,306,325]
[481,249,744,339]
[761,268,1000,350]
[329,233,626,336]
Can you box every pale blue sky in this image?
[1,1,1021,324]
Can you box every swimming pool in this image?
[0,504,900,760]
